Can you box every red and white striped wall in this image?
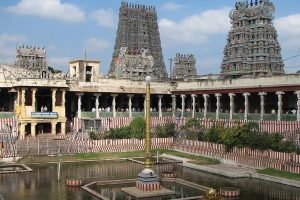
[136,181,161,191]
[0,142,2,158]
[0,117,18,137]
[0,118,14,131]
[176,139,300,174]
[73,117,300,136]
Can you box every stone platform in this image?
[0,164,33,174]
[121,186,175,198]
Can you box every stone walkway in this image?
[184,163,256,178]
[162,154,255,178]
[162,154,300,188]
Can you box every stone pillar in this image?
[77,93,83,118]
[62,90,66,106]
[215,93,222,119]
[158,95,163,118]
[191,94,197,118]
[228,93,235,120]
[243,93,250,120]
[94,94,101,118]
[111,94,117,118]
[13,91,18,111]
[171,95,176,117]
[258,92,267,120]
[20,88,26,118]
[203,94,209,119]
[143,95,146,117]
[180,94,186,118]
[51,122,57,135]
[31,123,37,137]
[21,88,26,107]
[276,91,284,121]
[16,89,20,106]
[295,91,300,121]
[31,88,37,112]
[128,94,133,118]
[61,90,66,117]
[20,123,26,139]
[61,122,66,135]
[51,89,57,112]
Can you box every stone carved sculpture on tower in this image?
[221,0,284,78]
[15,44,47,71]
[12,45,66,79]
[109,1,168,80]
[172,53,197,80]
[114,47,154,79]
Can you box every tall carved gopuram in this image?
[109,1,168,81]
[172,53,197,80]
[221,0,285,78]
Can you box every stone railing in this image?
[174,139,300,174]
[9,137,174,158]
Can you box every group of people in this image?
[40,106,48,112]
[91,107,111,112]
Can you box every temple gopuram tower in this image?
[109,1,168,81]
[15,45,47,71]
[172,53,197,80]
[221,0,285,78]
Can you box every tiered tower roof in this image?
[109,1,168,81]
[221,0,284,78]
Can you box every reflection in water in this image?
[0,160,299,200]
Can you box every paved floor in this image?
[184,163,256,178]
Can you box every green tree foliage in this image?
[180,118,204,140]
[203,124,223,143]
[106,117,146,139]
[48,66,62,74]
[108,126,131,139]
[199,122,297,153]
[89,130,109,140]
[129,117,145,139]
[154,123,175,138]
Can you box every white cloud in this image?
[0,33,26,45]
[0,33,26,64]
[90,9,116,28]
[84,38,110,53]
[161,2,185,11]
[5,0,85,23]
[159,7,231,45]
[48,56,70,67]
[275,14,300,50]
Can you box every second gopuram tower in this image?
[221,0,285,78]
[109,1,168,81]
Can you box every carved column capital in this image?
[258,92,267,96]
[215,93,222,98]
[203,94,209,99]
[242,92,250,97]
[228,93,236,97]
